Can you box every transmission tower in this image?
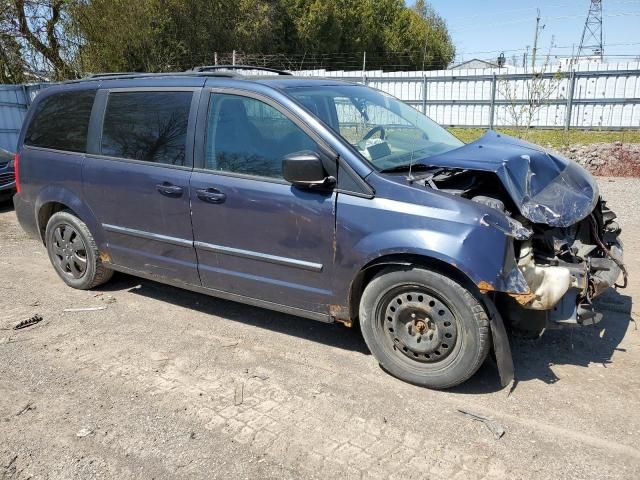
[577,0,604,60]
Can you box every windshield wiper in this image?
[379,163,432,174]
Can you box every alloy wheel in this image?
[51,223,88,279]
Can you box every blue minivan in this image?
[13,66,625,388]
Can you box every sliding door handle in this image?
[156,182,183,197]
[196,187,226,204]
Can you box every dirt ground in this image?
[1,178,639,480]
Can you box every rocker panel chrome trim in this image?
[194,241,323,272]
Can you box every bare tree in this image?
[0,31,26,82]
[498,49,563,136]
[0,0,78,80]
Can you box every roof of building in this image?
[449,58,499,70]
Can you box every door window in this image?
[205,94,317,179]
[101,91,192,166]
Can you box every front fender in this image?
[332,193,529,312]
[351,226,526,294]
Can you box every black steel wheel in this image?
[382,287,458,363]
[45,210,113,289]
[359,267,490,389]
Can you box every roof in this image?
[449,58,498,70]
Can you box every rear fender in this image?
[35,186,105,249]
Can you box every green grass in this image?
[447,128,640,147]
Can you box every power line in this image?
[456,41,640,57]
[445,0,640,23]
[450,10,640,33]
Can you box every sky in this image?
[412,0,640,65]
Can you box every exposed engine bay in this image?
[412,165,627,331]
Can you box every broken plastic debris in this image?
[457,409,506,439]
[76,427,93,438]
[234,382,244,406]
[16,402,35,416]
[63,306,107,313]
[480,213,532,240]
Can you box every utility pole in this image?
[531,9,544,70]
[422,36,428,71]
[362,51,367,83]
[578,0,604,61]
[569,44,575,67]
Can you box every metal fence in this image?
[296,61,640,130]
[0,84,46,152]
[0,61,639,151]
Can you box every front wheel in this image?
[359,267,490,389]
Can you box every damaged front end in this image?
[415,131,627,331]
[507,200,626,329]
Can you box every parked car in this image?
[13,66,626,389]
[0,147,16,202]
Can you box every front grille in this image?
[0,172,15,186]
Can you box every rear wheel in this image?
[359,267,490,389]
[45,211,113,289]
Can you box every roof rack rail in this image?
[188,65,292,76]
[86,72,141,78]
[79,71,238,82]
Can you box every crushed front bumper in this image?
[548,241,624,326]
[502,199,626,329]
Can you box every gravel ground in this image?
[552,144,640,176]
[1,178,639,480]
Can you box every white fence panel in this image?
[296,61,640,129]
[0,85,45,152]
[0,61,638,151]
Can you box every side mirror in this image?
[282,151,336,189]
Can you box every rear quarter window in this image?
[24,90,96,153]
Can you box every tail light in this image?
[13,153,20,193]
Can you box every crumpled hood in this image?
[418,130,599,227]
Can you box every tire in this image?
[45,210,113,290]
[359,266,490,389]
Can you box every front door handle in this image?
[156,182,183,197]
[196,187,226,204]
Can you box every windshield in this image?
[286,85,463,171]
